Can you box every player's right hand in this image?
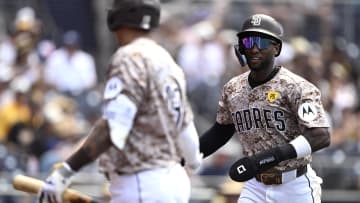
[228,156,259,182]
[229,144,297,182]
[38,162,74,203]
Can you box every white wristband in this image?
[63,162,74,172]
[290,135,312,158]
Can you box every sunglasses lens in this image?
[241,36,273,49]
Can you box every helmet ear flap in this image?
[236,37,245,54]
[234,45,247,67]
[234,45,243,57]
[238,45,245,55]
[274,42,282,57]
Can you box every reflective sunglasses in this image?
[240,36,276,50]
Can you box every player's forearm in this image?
[229,128,331,182]
[200,122,235,158]
[66,118,112,171]
[303,127,330,152]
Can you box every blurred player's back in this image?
[99,37,193,174]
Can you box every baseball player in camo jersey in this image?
[200,14,331,203]
[37,0,202,203]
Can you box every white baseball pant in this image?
[238,165,322,203]
[108,163,190,203]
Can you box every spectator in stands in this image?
[43,30,97,97]
[177,21,226,123]
[0,91,32,141]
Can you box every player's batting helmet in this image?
[236,14,283,56]
[107,0,161,31]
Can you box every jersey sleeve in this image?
[104,51,147,106]
[102,51,146,149]
[216,84,233,125]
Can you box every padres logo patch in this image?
[267,91,280,103]
[298,103,318,122]
[251,15,262,26]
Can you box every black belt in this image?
[255,165,307,185]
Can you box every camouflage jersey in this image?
[98,38,193,174]
[216,67,330,172]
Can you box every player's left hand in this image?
[38,162,74,203]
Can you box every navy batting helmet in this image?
[107,0,161,31]
[236,14,283,56]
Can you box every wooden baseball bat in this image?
[13,174,100,203]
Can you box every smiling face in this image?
[240,33,280,72]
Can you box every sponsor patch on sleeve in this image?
[297,102,318,122]
[104,77,123,99]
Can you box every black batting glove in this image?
[228,144,297,182]
[228,156,260,182]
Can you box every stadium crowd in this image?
[0,0,360,202]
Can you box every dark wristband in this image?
[229,143,298,182]
[255,143,297,172]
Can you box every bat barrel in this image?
[13,175,43,194]
[12,174,101,203]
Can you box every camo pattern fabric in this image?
[216,67,330,171]
[99,38,193,174]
